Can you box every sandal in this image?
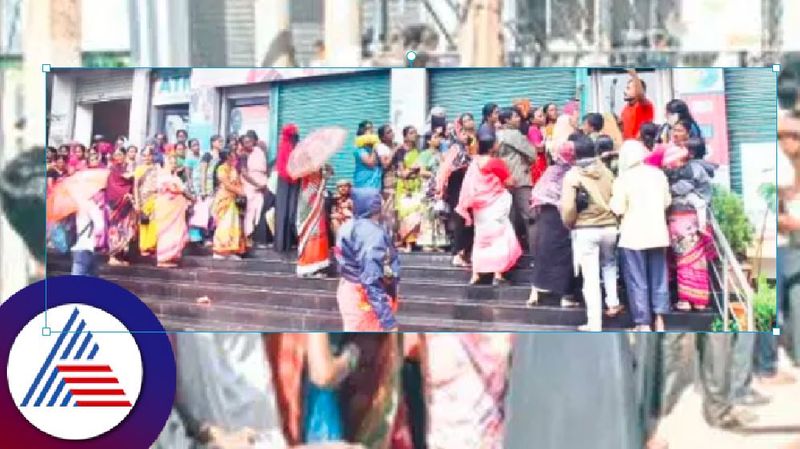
[604,305,625,318]
[452,255,471,268]
[675,301,692,312]
[469,274,481,285]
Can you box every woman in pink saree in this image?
[420,334,512,449]
[155,155,193,268]
[455,132,522,285]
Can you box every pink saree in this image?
[155,171,189,264]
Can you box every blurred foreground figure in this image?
[505,334,644,449]
[0,148,46,298]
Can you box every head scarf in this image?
[550,115,576,159]
[562,100,580,117]
[513,99,532,119]
[277,124,299,181]
[617,140,648,173]
[531,141,575,209]
[353,190,382,218]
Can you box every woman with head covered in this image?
[334,192,400,331]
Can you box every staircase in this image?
[46,247,717,332]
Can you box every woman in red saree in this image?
[155,155,193,268]
[106,148,136,266]
[296,165,332,278]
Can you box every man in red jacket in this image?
[621,69,655,140]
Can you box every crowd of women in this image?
[151,332,800,449]
[44,71,741,333]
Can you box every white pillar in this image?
[255,0,292,66]
[391,68,428,139]
[47,74,78,147]
[73,104,94,146]
[325,0,362,66]
[128,69,151,147]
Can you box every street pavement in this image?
[658,349,800,449]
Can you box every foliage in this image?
[758,182,778,214]
[82,53,130,68]
[711,185,754,258]
[710,275,776,332]
[753,275,777,332]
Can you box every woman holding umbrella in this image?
[296,164,334,278]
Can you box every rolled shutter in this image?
[428,68,577,123]
[723,68,777,195]
[276,70,391,190]
[75,71,133,103]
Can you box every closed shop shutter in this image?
[276,70,391,190]
[189,0,227,66]
[428,68,577,124]
[723,68,777,195]
[75,71,133,103]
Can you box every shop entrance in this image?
[91,99,131,141]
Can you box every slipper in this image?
[604,305,625,317]
[675,301,692,312]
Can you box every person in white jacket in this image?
[609,140,672,332]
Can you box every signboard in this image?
[153,74,191,106]
[190,68,370,88]
[673,68,725,95]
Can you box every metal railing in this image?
[708,210,755,331]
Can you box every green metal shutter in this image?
[428,68,578,122]
[723,68,777,195]
[276,70,391,190]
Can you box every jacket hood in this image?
[575,158,604,179]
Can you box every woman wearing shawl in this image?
[421,333,512,449]
[663,120,714,312]
[106,148,136,266]
[504,334,644,449]
[154,155,192,268]
[334,192,400,332]
[296,164,333,278]
[456,132,521,286]
[275,124,302,253]
[414,132,449,251]
[610,140,672,331]
[395,134,424,252]
[133,146,159,256]
[528,140,578,306]
[211,151,247,259]
[436,113,475,267]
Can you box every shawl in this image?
[617,140,648,174]
[530,141,576,210]
[550,115,576,160]
[277,124,299,181]
[435,142,470,198]
[106,161,132,204]
[455,157,508,226]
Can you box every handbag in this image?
[139,214,150,225]
[235,195,247,210]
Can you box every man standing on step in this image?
[496,106,537,256]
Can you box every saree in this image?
[415,150,449,249]
[668,209,713,307]
[154,170,189,264]
[106,164,135,258]
[422,334,511,449]
[505,334,644,449]
[396,149,424,245]
[296,173,331,276]
[457,160,521,274]
[338,334,412,449]
[336,279,396,331]
[211,164,246,256]
[134,164,158,254]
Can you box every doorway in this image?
[91,99,131,141]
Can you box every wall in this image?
[680,0,761,52]
[81,0,130,52]
[390,68,427,138]
[47,74,76,146]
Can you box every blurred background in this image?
[1,0,798,299]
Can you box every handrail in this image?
[708,211,755,331]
